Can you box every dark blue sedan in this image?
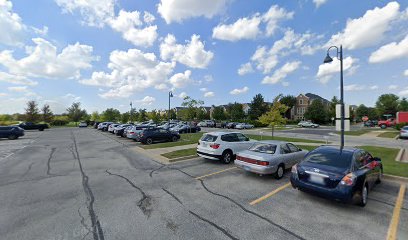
[290,146,382,207]
[0,126,25,140]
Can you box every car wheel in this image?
[275,164,284,179]
[8,135,17,140]
[376,169,383,184]
[358,184,368,207]
[380,124,386,129]
[221,150,233,164]
[39,128,44,131]
[172,136,178,142]
[146,138,153,145]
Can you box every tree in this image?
[376,94,399,116]
[66,102,87,123]
[137,109,147,122]
[41,104,53,123]
[212,106,227,120]
[328,96,340,119]
[90,111,100,121]
[25,100,40,122]
[279,95,296,119]
[121,112,130,123]
[147,109,161,123]
[101,108,121,122]
[399,97,408,111]
[196,108,210,120]
[304,99,328,124]
[180,96,204,120]
[258,95,288,137]
[226,102,245,121]
[249,94,269,120]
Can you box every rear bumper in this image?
[197,151,220,160]
[235,160,277,174]
[400,132,408,138]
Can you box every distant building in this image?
[293,93,330,120]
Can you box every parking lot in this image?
[0,127,407,240]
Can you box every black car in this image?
[93,122,101,129]
[18,122,49,131]
[290,146,382,207]
[115,124,132,136]
[226,122,237,129]
[139,128,180,145]
[0,126,25,140]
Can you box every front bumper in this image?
[235,160,277,175]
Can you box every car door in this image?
[286,143,303,166]
[279,144,293,168]
[364,152,378,187]
[158,129,170,142]
[0,127,6,138]
[235,133,253,151]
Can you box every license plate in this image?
[309,175,325,185]
[244,166,251,171]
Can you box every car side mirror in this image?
[298,148,302,151]
[373,157,381,162]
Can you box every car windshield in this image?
[304,150,352,170]
[249,143,277,154]
[403,126,408,130]
[201,134,218,142]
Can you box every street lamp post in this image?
[168,91,173,125]
[130,101,133,124]
[323,45,344,149]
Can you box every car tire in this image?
[376,169,383,184]
[146,138,153,145]
[8,135,17,140]
[380,124,387,129]
[221,150,233,164]
[274,164,284,179]
[358,183,368,207]
[39,127,44,131]
[172,136,178,142]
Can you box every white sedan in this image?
[235,123,254,129]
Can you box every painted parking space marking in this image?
[195,167,238,180]
[249,182,291,206]
[386,184,406,240]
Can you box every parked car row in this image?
[197,131,383,207]
[0,126,25,140]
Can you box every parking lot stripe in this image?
[250,182,291,206]
[195,167,238,180]
[386,184,406,240]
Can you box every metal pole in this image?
[168,92,171,126]
[130,102,132,123]
[340,45,345,149]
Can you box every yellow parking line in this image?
[195,167,238,180]
[250,182,291,206]
[386,184,406,240]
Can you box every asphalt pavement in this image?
[0,128,407,240]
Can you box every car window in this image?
[159,129,168,133]
[221,134,236,142]
[353,151,364,169]
[280,144,291,154]
[249,143,277,154]
[201,134,218,142]
[305,150,353,170]
[236,133,248,141]
[287,143,300,152]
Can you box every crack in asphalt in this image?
[105,169,153,218]
[189,210,240,240]
[46,148,56,176]
[71,131,105,240]
[149,165,165,178]
[78,207,93,240]
[162,188,183,205]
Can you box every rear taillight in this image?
[236,155,269,166]
[129,132,134,134]
[210,143,220,149]
[291,164,298,174]
[340,173,356,186]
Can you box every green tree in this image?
[147,109,161,123]
[226,102,245,121]
[66,102,87,123]
[328,96,340,119]
[212,106,227,120]
[101,108,121,122]
[304,99,328,124]
[25,100,40,122]
[90,111,100,121]
[196,108,210,120]
[258,95,288,137]
[249,94,269,120]
[121,112,130,123]
[376,94,399,116]
[137,109,148,122]
[279,95,296,119]
[41,104,54,123]
[399,97,408,111]
[180,96,204,120]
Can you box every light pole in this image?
[168,91,173,125]
[129,101,133,123]
[323,45,344,149]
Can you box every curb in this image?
[395,148,405,162]
[167,155,199,162]
[384,174,408,184]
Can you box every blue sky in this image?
[1,0,408,114]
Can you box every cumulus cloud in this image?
[135,96,155,105]
[169,70,192,88]
[313,0,328,8]
[262,61,301,84]
[370,85,379,90]
[63,93,81,102]
[230,86,249,95]
[81,48,175,99]
[204,91,215,97]
[199,88,207,92]
[369,34,408,63]
[398,87,408,96]
[404,69,408,76]
[160,34,213,69]
[178,92,188,99]
[344,84,365,91]
[316,56,356,83]
[262,5,294,37]
[389,85,398,89]
[0,72,37,86]
[238,63,254,75]
[157,0,230,24]
[0,0,26,46]
[8,86,28,92]
[327,2,401,50]
[0,38,97,80]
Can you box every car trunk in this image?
[298,162,348,189]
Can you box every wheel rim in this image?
[362,186,368,204]
[278,166,284,178]
[224,153,231,163]
[147,139,152,144]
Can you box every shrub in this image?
[395,122,408,130]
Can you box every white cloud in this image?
[398,87,408,96]
[169,70,192,88]
[369,34,408,63]
[344,84,365,91]
[262,5,294,37]
[157,0,230,24]
[160,34,213,69]
[0,93,8,97]
[54,0,115,27]
[204,75,213,82]
[230,86,249,95]
[238,63,253,75]
[204,91,215,97]
[63,93,81,102]
[389,85,398,89]
[370,85,379,90]
[262,61,301,84]
[212,16,261,41]
[108,10,158,47]
[316,56,356,83]
[199,88,207,92]
[0,0,26,46]
[143,11,155,24]
[0,38,97,80]
[404,69,408,76]
[8,86,28,92]
[327,2,400,50]
[81,48,175,99]
[0,72,37,86]
[178,92,188,99]
[313,0,328,8]
[135,96,155,105]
